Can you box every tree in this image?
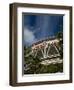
[56,31,63,59]
[24,46,41,74]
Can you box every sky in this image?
[23,14,63,46]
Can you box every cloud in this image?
[24,28,36,45]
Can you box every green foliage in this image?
[24,46,41,74]
[56,31,63,59]
[24,46,63,74]
[35,63,63,74]
[24,29,63,74]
